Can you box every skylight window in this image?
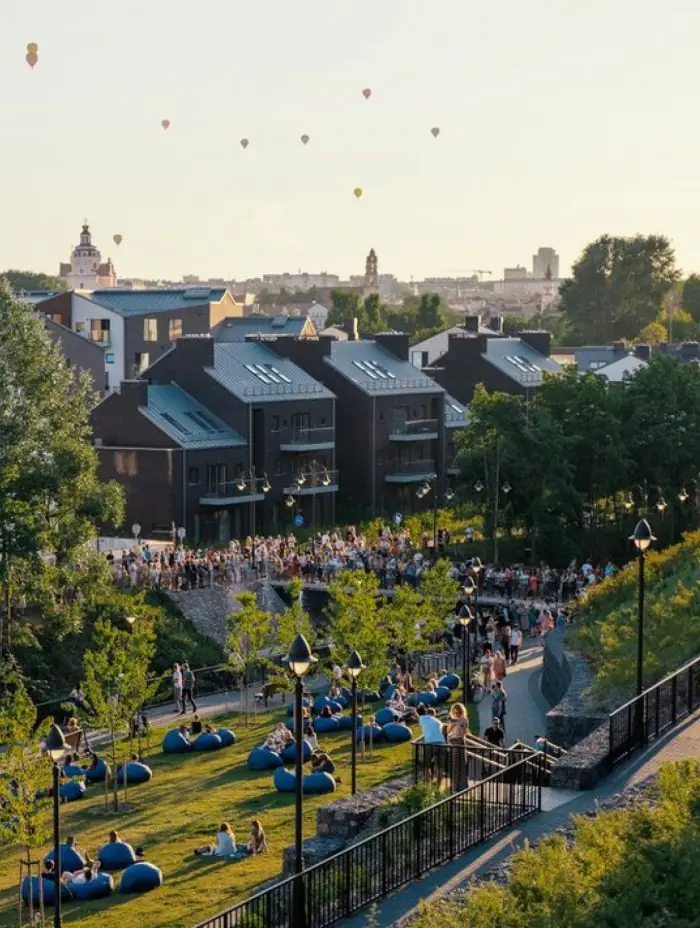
[365,359,395,379]
[245,363,271,384]
[353,360,378,379]
[185,411,221,433]
[449,403,463,413]
[256,363,280,383]
[267,365,292,384]
[161,412,191,434]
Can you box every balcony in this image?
[279,426,335,452]
[284,469,339,496]
[389,418,439,442]
[383,459,437,484]
[199,482,266,507]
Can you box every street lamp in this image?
[630,519,655,700]
[346,650,365,795]
[236,468,272,568]
[44,724,69,928]
[456,603,474,704]
[416,475,455,551]
[293,461,334,550]
[286,635,317,870]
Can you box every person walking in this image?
[510,625,523,664]
[172,663,183,714]
[491,681,507,725]
[180,662,197,714]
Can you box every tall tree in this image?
[682,274,700,323]
[226,592,273,724]
[326,290,366,331]
[0,287,123,654]
[0,270,67,292]
[559,235,679,344]
[326,570,387,691]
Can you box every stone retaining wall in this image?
[550,721,610,789]
[543,630,607,749]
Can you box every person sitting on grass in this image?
[310,752,342,784]
[304,723,319,754]
[247,820,268,856]
[42,859,57,880]
[195,822,236,857]
[190,714,203,736]
[319,704,334,719]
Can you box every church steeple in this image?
[363,248,378,297]
[80,221,92,247]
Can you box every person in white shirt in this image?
[509,626,523,664]
[172,663,183,714]
[419,708,445,744]
[195,822,237,857]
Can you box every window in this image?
[90,319,110,343]
[143,318,158,342]
[188,466,200,485]
[134,352,150,374]
[169,318,183,340]
[105,352,115,364]
[185,410,221,433]
[75,322,85,334]
[207,464,227,494]
[272,415,280,431]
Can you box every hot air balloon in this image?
[27,43,38,54]
[113,234,122,246]
[161,119,171,130]
[353,188,363,199]
[431,127,440,138]
[301,134,310,145]
[25,53,38,69]
[362,89,372,100]
[240,138,249,149]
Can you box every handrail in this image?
[611,652,700,715]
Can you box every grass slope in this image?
[569,530,700,701]
[0,708,413,928]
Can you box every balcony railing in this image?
[284,468,339,496]
[389,418,439,440]
[199,481,266,505]
[279,425,335,451]
[383,458,437,482]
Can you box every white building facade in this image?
[59,223,117,290]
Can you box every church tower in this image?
[363,248,378,298]
[59,222,117,290]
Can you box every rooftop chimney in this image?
[344,317,359,341]
[463,315,481,334]
[489,315,503,334]
[634,344,651,362]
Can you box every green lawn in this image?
[0,708,413,928]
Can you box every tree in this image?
[559,235,679,344]
[682,274,700,323]
[381,584,423,658]
[226,592,273,724]
[0,287,124,654]
[79,618,155,810]
[502,315,529,336]
[326,290,366,331]
[636,321,667,344]
[0,270,67,292]
[326,570,388,691]
[419,560,462,644]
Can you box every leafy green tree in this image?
[502,315,529,336]
[79,618,155,810]
[0,287,124,654]
[419,559,462,644]
[326,570,387,691]
[227,592,273,723]
[0,270,67,292]
[363,293,387,333]
[636,321,667,343]
[682,273,700,323]
[559,234,679,343]
[381,584,423,657]
[326,290,366,331]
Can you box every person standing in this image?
[510,625,523,664]
[181,662,197,714]
[491,681,507,724]
[172,663,183,714]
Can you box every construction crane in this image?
[472,269,492,282]
[443,268,493,282]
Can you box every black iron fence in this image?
[413,649,461,678]
[413,739,552,791]
[609,654,700,767]
[192,756,543,928]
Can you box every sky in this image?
[2,0,700,282]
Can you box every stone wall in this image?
[550,721,610,790]
[543,630,607,749]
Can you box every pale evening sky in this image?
[1,0,699,282]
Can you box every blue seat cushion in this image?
[435,685,451,703]
[313,695,333,714]
[328,699,344,713]
[375,707,399,727]
[68,872,114,901]
[192,732,223,751]
[314,716,340,733]
[281,740,312,764]
[98,841,137,871]
[383,722,412,743]
[284,717,312,733]
[407,691,438,707]
[361,690,382,702]
[117,762,152,785]
[162,730,192,754]
[59,780,86,802]
[46,844,85,873]
[248,747,283,771]
[119,862,163,894]
[303,772,336,795]
[356,723,384,743]
[217,728,237,748]
[21,876,71,906]
[338,714,362,730]
[84,758,110,783]
[286,697,312,716]
[62,763,86,778]
[273,767,296,792]
[439,673,460,691]
[383,684,398,701]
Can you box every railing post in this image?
[608,713,614,771]
[688,667,694,716]
[655,684,661,740]
[448,793,455,860]
[344,848,352,917]
[672,676,678,726]
[479,781,485,842]
[413,814,422,878]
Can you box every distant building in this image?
[261,271,341,292]
[595,355,648,383]
[532,247,560,280]
[59,223,117,290]
[503,266,529,281]
[306,302,329,332]
[409,317,503,369]
[364,249,379,298]
[213,315,317,342]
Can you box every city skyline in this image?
[3,1,700,280]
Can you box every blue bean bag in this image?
[285,717,312,733]
[340,686,352,701]
[62,763,86,778]
[313,695,333,714]
[117,762,152,785]
[217,728,237,748]
[46,844,85,873]
[68,872,114,901]
[98,841,137,871]
[286,697,312,716]
[59,780,86,802]
[281,740,312,763]
[328,699,344,713]
[248,747,283,771]
[383,722,412,743]
[407,691,438,707]
[332,694,349,708]
[375,707,399,727]
[119,862,163,894]
[439,673,460,691]
[21,876,71,906]
[193,732,223,752]
[303,772,336,795]
[383,684,398,700]
[273,766,296,793]
[361,690,382,702]
[85,759,110,783]
[357,723,384,743]
[314,716,340,733]
[435,685,451,703]
[162,729,192,754]
[338,714,362,730]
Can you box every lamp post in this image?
[287,633,317,927]
[474,477,511,562]
[346,650,365,795]
[631,519,655,699]
[416,477,455,551]
[44,724,70,928]
[294,461,334,553]
[236,468,272,569]
[457,601,474,704]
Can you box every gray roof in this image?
[207,341,334,403]
[444,393,468,428]
[595,355,648,382]
[484,338,560,385]
[87,288,228,316]
[14,290,62,305]
[411,325,494,360]
[140,385,247,449]
[326,341,444,396]
[213,315,314,342]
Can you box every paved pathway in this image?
[339,712,700,927]
[476,640,549,745]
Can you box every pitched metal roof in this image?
[483,338,560,385]
[87,288,228,316]
[444,393,468,428]
[140,384,247,449]
[325,341,444,396]
[213,315,315,342]
[595,355,648,383]
[207,341,334,403]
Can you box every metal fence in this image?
[413,650,461,678]
[609,654,700,767]
[192,755,543,928]
[413,740,552,791]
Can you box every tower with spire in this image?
[59,221,117,290]
[363,248,378,298]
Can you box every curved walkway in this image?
[475,639,549,745]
